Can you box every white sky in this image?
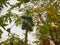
[0,0,36,45]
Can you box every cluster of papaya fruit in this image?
[21,16,34,31]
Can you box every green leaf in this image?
[2,24,8,26]
[46,13,57,23]
[0,30,3,38]
[0,0,8,11]
[0,30,3,34]
[0,16,4,25]
[18,0,30,3]
[0,16,8,30]
[38,25,49,35]
[0,34,24,45]
[15,16,23,26]
[1,24,8,30]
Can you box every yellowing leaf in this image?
[34,7,40,14]
[44,5,58,19]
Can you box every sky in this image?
[0,0,36,45]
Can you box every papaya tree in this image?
[21,16,34,45]
[7,0,37,45]
[34,0,60,45]
[0,0,36,45]
[0,0,34,45]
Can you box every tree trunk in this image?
[25,29,28,45]
[43,37,50,45]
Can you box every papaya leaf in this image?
[0,30,3,38]
[1,24,8,30]
[18,0,30,3]
[0,0,8,11]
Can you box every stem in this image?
[25,29,28,45]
